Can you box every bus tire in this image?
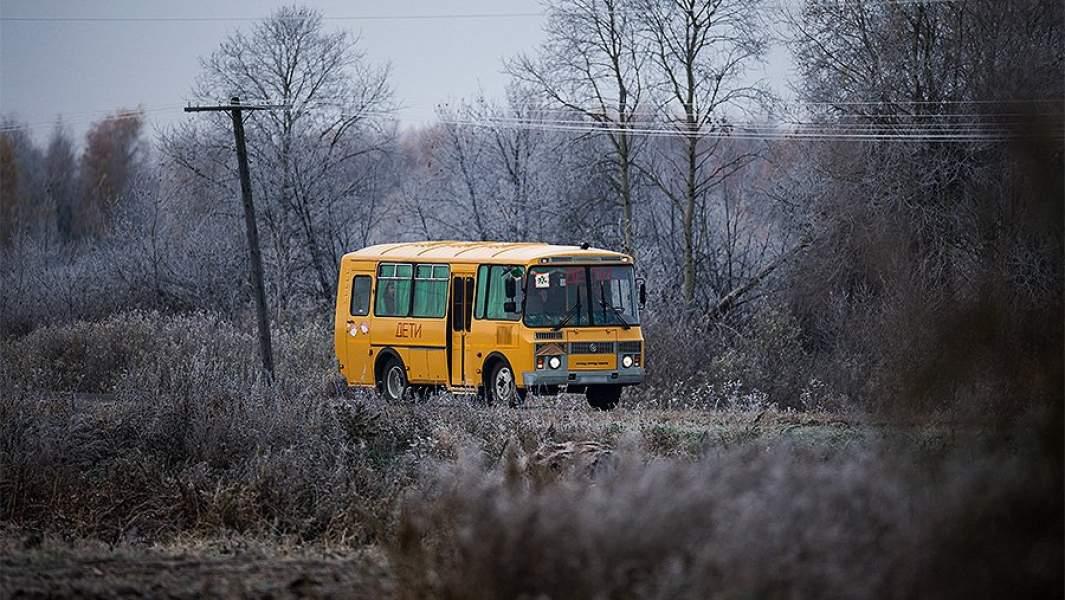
[486,359,526,407]
[378,356,409,402]
[586,385,621,410]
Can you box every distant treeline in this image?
[1,1,1061,414]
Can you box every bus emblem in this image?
[589,343,598,353]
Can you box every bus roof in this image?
[344,241,632,265]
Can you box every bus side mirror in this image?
[638,279,647,308]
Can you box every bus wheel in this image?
[378,357,408,402]
[586,385,621,410]
[487,360,526,407]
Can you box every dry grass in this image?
[0,311,1060,598]
[393,413,1061,599]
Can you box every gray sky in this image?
[1,0,792,144]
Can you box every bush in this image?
[0,310,334,396]
[0,311,417,543]
[636,300,826,410]
[394,429,1062,600]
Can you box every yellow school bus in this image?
[333,241,646,409]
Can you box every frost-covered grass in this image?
[0,311,1060,599]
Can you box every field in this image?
[0,312,1059,599]
[0,400,868,599]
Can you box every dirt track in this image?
[1,542,393,599]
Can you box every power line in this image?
[0,12,545,23]
[0,0,981,24]
[435,103,1065,123]
[5,98,1057,142]
[439,111,1060,135]
[0,106,188,133]
[437,116,1054,142]
[784,98,1065,106]
[471,112,1054,129]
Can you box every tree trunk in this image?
[683,131,697,305]
[619,133,634,256]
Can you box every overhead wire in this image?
[0,105,189,133]
[463,111,1052,127]
[0,0,987,24]
[438,109,1060,132]
[435,115,1057,142]
[4,97,1059,143]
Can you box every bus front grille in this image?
[569,342,615,354]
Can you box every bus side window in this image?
[484,265,523,321]
[375,263,413,317]
[350,275,371,316]
[412,264,449,318]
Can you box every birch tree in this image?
[507,0,647,255]
[642,0,770,305]
[189,6,394,311]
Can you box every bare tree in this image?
[784,0,1063,299]
[642,0,770,305]
[425,91,561,242]
[401,90,613,246]
[780,0,1064,407]
[0,132,18,247]
[45,123,78,244]
[191,6,394,311]
[508,0,647,255]
[0,122,48,249]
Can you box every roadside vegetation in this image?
[1,309,1060,598]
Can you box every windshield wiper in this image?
[552,292,582,331]
[599,282,631,329]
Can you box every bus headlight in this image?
[548,356,562,369]
[621,355,634,368]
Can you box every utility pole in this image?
[185,97,287,380]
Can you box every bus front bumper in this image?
[521,367,644,388]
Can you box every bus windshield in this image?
[524,264,639,328]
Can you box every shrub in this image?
[393,431,1062,600]
[636,301,822,410]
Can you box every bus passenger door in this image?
[344,270,375,385]
[448,275,474,387]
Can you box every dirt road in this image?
[1,540,393,599]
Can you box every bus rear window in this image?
[350,275,371,316]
